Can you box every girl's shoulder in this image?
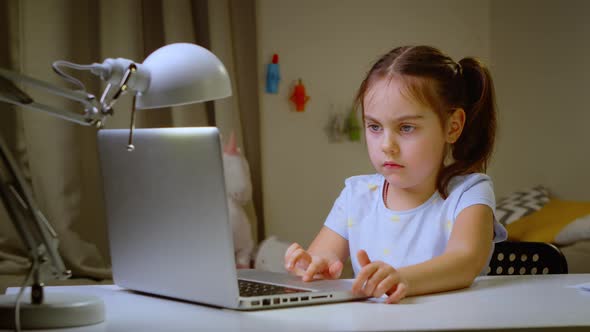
[448,172,491,188]
[342,173,384,199]
[344,173,383,188]
[447,172,494,201]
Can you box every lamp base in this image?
[0,292,105,329]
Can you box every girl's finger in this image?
[303,260,325,281]
[356,249,371,267]
[319,260,342,280]
[385,282,408,304]
[363,267,390,296]
[352,263,378,295]
[284,243,302,261]
[374,275,396,298]
[328,260,343,279]
[286,248,308,271]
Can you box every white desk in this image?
[4,274,590,331]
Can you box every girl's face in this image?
[363,77,458,194]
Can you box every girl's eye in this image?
[367,124,381,132]
[400,124,415,133]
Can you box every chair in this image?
[487,241,568,275]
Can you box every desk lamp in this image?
[0,43,231,330]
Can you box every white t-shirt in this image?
[324,173,507,276]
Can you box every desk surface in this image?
[4,274,590,331]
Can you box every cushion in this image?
[496,186,549,225]
[555,214,590,246]
[506,199,590,243]
[559,240,590,273]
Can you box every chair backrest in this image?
[487,241,568,276]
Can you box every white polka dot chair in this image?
[487,241,568,276]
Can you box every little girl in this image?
[284,45,507,303]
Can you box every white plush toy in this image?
[254,235,291,273]
[222,132,255,268]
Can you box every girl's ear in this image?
[446,108,465,144]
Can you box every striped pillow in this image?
[496,186,549,226]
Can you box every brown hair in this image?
[355,45,497,198]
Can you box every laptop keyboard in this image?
[238,279,308,297]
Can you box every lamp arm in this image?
[0,60,145,291]
[0,63,142,292]
[0,135,70,291]
[0,68,106,127]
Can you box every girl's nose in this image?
[381,135,399,154]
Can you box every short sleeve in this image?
[454,176,496,219]
[453,174,507,243]
[323,184,350,240]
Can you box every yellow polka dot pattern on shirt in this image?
[383,248,391,256]
[368,183,379,191]
[445,220,452,231]
[390,215,400,223]
[347,218,355,228]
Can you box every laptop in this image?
[97,127,366,310]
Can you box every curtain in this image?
[0,0,262,279]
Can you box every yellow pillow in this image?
[506,199,590,243]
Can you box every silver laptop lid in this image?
[97,127,240,308]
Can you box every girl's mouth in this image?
[383,162,403,169]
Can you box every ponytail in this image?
[438,58,496,198]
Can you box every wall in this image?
[489,0,590,200]
[256,0,491,246]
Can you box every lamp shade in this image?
[135,43,232,110]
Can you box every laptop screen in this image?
[97,127,240,308]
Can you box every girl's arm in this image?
[398,203,494,296]
[353,203,494,302]
[285,226,349,281]
[307,226,350,263]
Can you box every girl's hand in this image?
[284,243,343,282]
[352,249,409,304]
